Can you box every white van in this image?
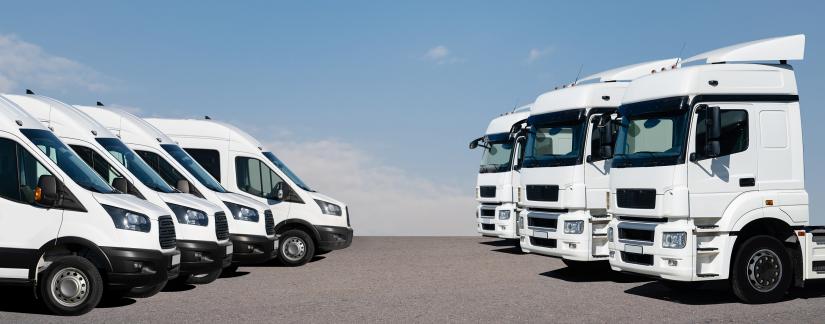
[7,94,231,285]
[469,105,530,241]
[77,106,276,271]
[0,96,180,315]
[147,118,353,266]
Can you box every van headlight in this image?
[223,201,259,222]
[662,232,687,249]
[315,200,342,216]
[563,220,584,234]
[498,210,511,220]
[167,203,208,226]
[102,205,151,232]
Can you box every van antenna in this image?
[573,64,584,85]
[675,42,687,66]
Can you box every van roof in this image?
[74,106,177,146]
[5,95,116,140]
[0,94,47,131]
[145,118,266,154]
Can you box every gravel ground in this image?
[2,236,825,323]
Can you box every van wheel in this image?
[185,268,222,285]
[277,229,315,266]
[731,235,792,304]
[39,256,103,316]
[127,281,167,298]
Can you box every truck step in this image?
[697,273,719,278]
[694,225,721,234]
[696,247,719,254]
[592,254,609,258]
[591,233,608,238]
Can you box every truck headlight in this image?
[223,201,260,222]
[662,232,687,249]
[167,203,208,226]
[102,205,151,232]
[315,199,342,216]
[498,210,511,220]
[607,227,614,242]
[563,220,584,234]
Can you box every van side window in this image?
[70,145,124,185]
[695,110,749,159]
[0,138,55,204]
[235,156,285,199]
[185,148,221,181]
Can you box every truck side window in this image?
[235,156,285,199]
[695,109,749,159]
[0,138,20,201]
[185,148,221,181]
[589,118,619,162]
[70,145,124,185]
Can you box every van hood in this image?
[215,191,269,215]
[158,192,223,215]
[308,191,346,208]
[92,192,169,221]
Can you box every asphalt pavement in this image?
[2,236,825,323]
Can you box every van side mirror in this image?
[176,179,191,194]
[704,105,721,158]
[112,177,129,193]
[35,175,59,207]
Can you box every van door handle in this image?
[739,178,756,187]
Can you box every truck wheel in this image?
[39,256,103,316]
[127,281,167,298]
[731,235,792,304]
[185,268,222,285]
[277,229,315,266]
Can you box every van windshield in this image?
[20,129,116,193]
[96,138,175,193]
[161,144,228,193]
[263,152,312,192]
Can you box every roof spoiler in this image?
[576,58,681,84]
[683,34,805,64]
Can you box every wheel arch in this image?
[275,219,320,247]
[730,216,803,286]
[34,237,112,281]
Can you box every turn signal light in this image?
[34,187,43,202]
[765,199,774,206]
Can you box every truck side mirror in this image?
[598,117,615,159]
[176,179,191,194]
[469,137,480,150]
[35,175,59,207]
[704,106,721,158]
[112,177,129,193]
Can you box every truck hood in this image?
[476,171,517,203]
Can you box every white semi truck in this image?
[517,59,679,269]
[606,34,822,303]
[7,94,231,285]
[469,105,530,242]
[0,95,180,315]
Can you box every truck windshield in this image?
[96,138,176,193]
[478,132,513,173]
[161,144,228,193]
[613,97,689,168]
[522,109,586,168]
[20,129,116,193]
[263,151,313,192]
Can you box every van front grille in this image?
[158,216,177,249]
[265,210,275,235]
[215,212,229,240]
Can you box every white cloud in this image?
[264,138,477,236]
[423,45,463,64]
[0,34,112,93]
[526,47,553,63]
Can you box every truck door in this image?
[0,136,63,279]
[687,103,756,219]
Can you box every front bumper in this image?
[608,218,704,281]
[316,225,353,251]
[476,203,519,239]
[177,240,233,275]
[101,247,181,289]
[230,234,278,265]
[518,209,610,262]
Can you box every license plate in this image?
[624,244,643,254]
[226,245,233,255]
[171,254,181,266]
[533,231,549,239]
[480,218,493,224]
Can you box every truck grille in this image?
[215,212,229,240]
[481,224,495,231]
[479,186,496,198]
[480,208,495,218]
[526,185,559,202]
[618,227,654,243]
[621,252,653,266]
[528,217,557,229]
[158,216,176,249]
[616,189,656,209]
[264,210,275,235]
[530,237,557,248]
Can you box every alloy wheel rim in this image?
[747,249,782,292]
[282,237,306,261]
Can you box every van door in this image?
[0,136,63,279]
[233,155,292,222]
[687,103,757,219]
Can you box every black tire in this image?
[731,235,792,304]
[660,280,703,291]
[223,263,240,274]
[185,268,222,285]
[277,229,315,266]
[126,281,167,298]
[38,256,104,316]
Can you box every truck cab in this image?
[469,106,530,241]
[0,95,180,315]
[76,106,277,271]
[7,95,231,285]
[517,59,679,268]
[606,34,822,303]
[145,118,353,266]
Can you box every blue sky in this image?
[1,1,823,234]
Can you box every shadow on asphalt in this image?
[0,285,137,314]
[491,247,527,255]
[244,256,327,268]
[220,271,251,279]
[624,281,741,305]
[163,283,196,292]
[479,239,519,247]
[97,296,137,308]
[540,266,650,283]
